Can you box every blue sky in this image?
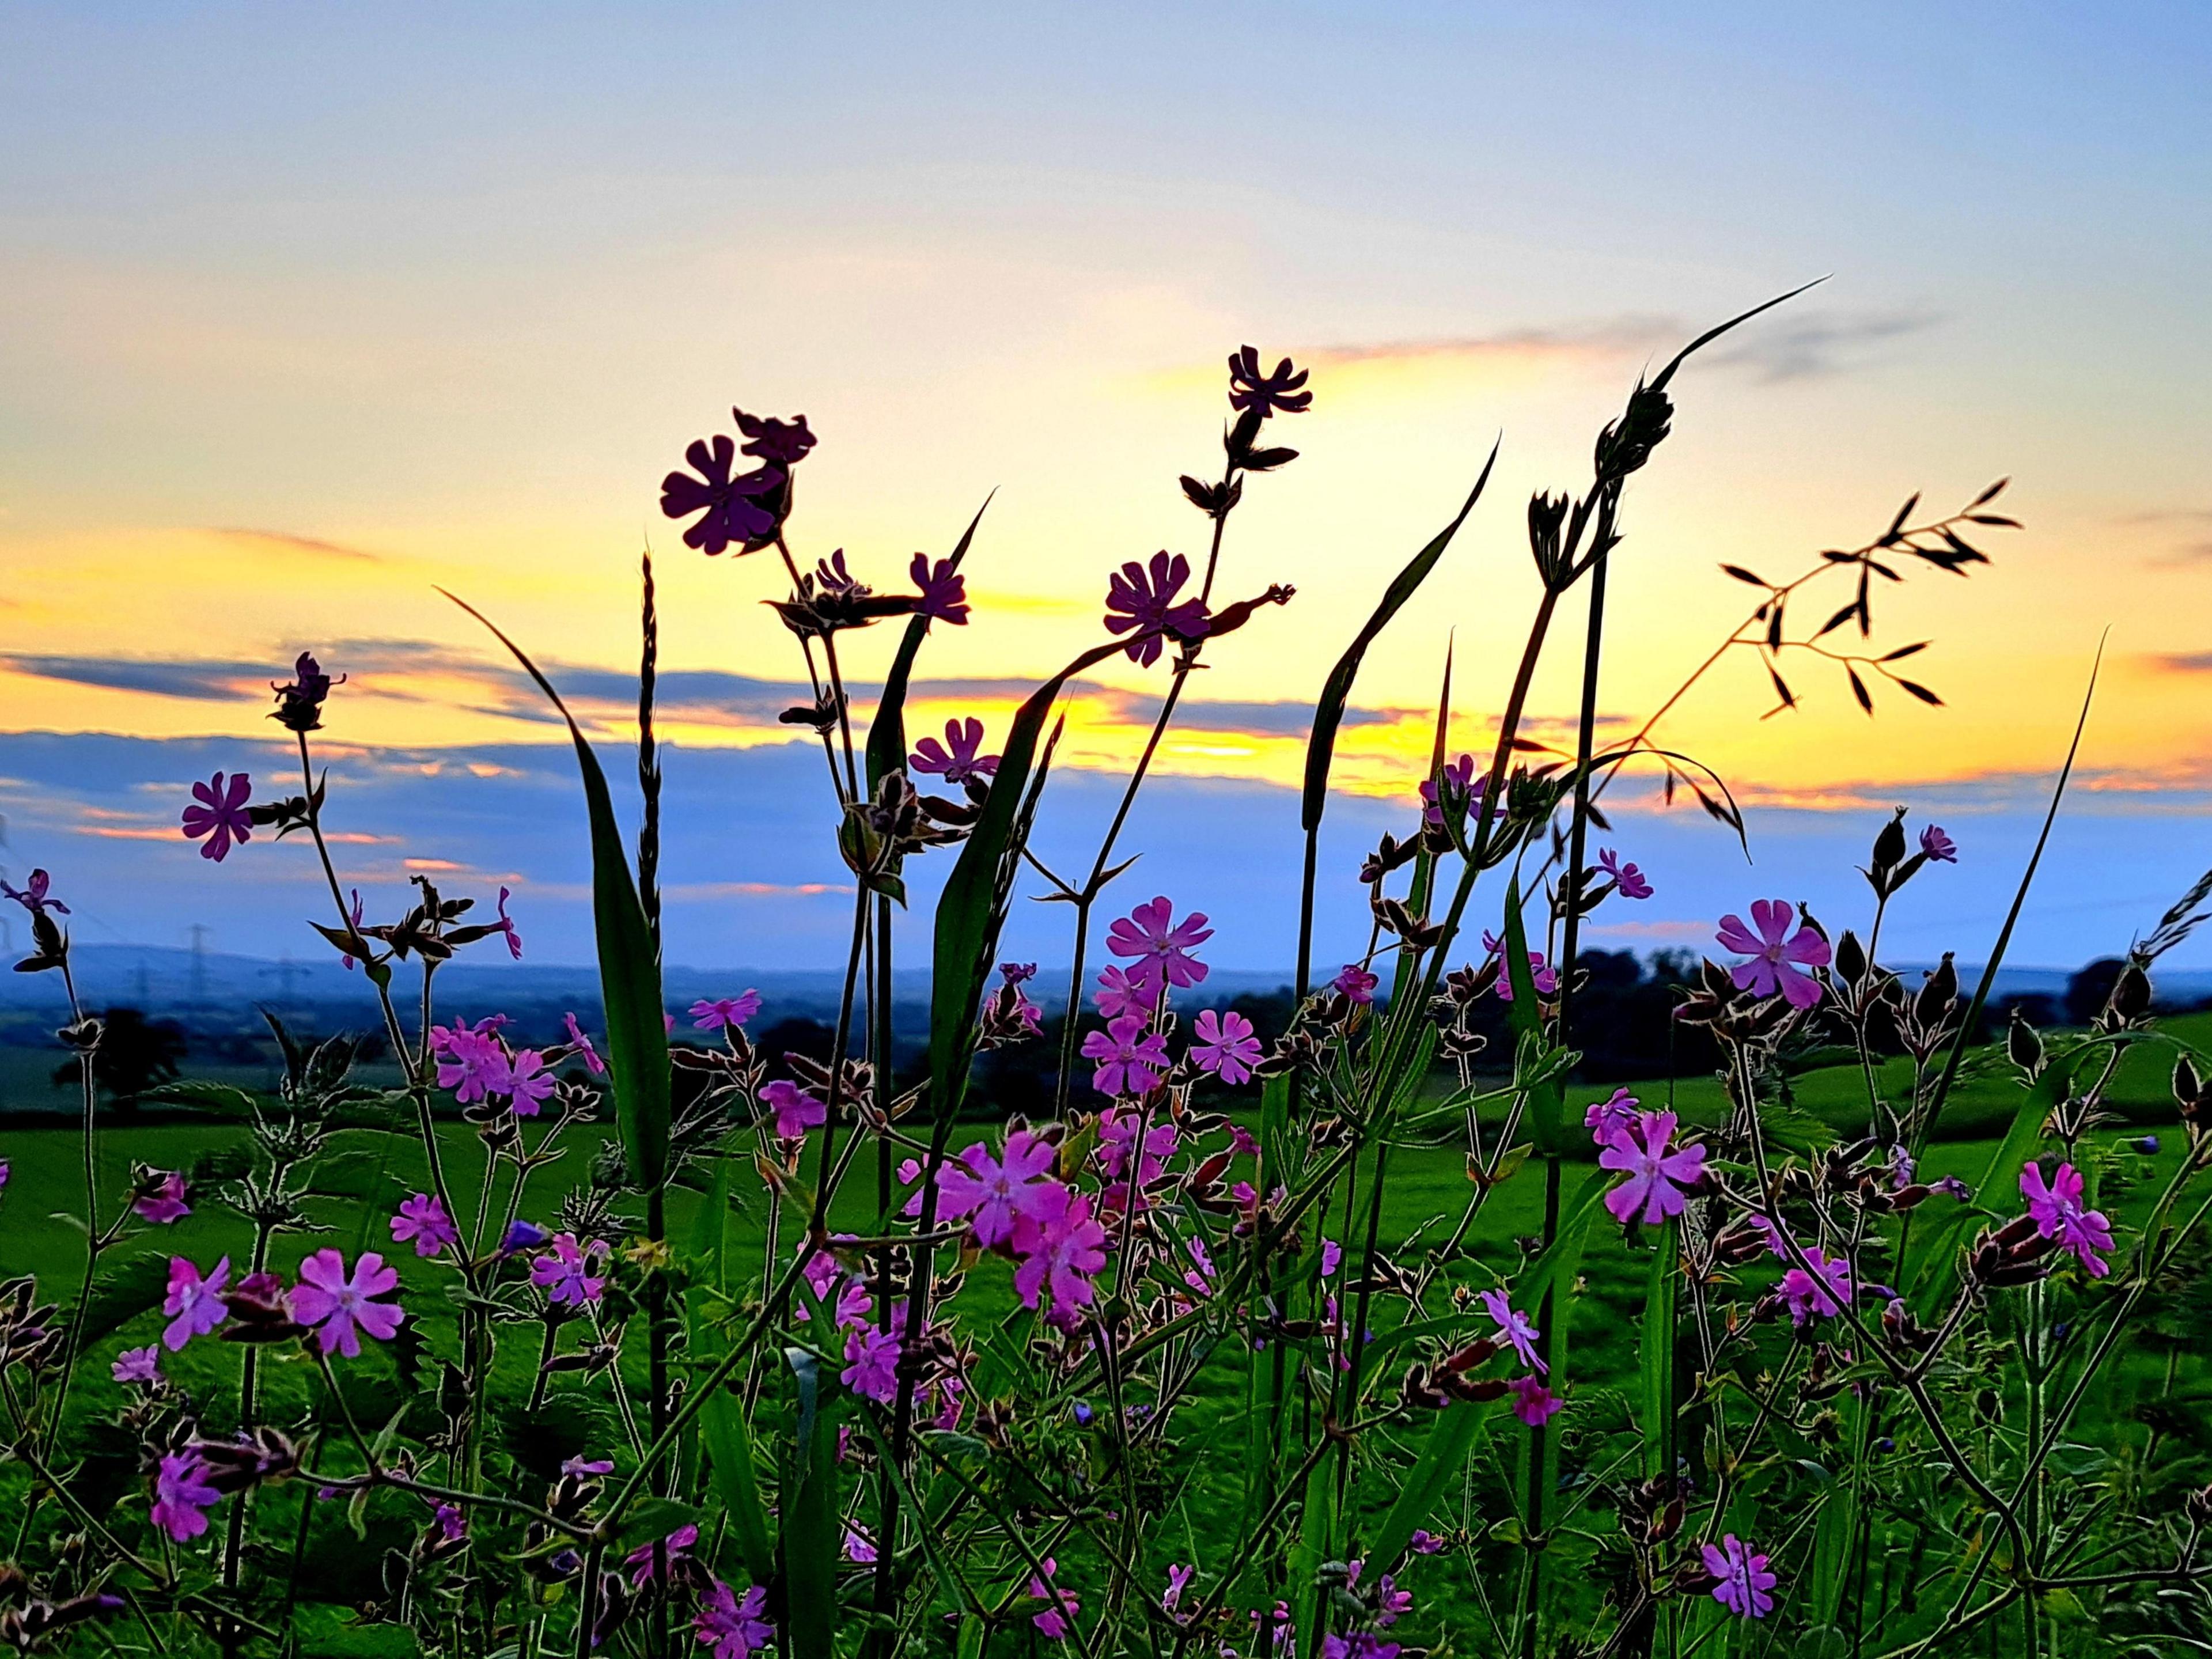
[1,3,2208,971]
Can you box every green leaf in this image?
[447,592,671,1190]
[686,1162,775,1584]
[865,495,991,794]
[1290,1454,1336,1659]
[929,641,1123,1121]
[1368,1398,1491,1568]
[1639,1222,1678,1482]
[1501,879,1564,1153]
[78,1252,172,1346]
[612,1495,702,1558]
[1301,445,1497,839]
[783,1347,840,1659]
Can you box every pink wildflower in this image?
[1162,1563,1194,1618]
[1332,963,1380,1004]
[390,1192,459,1259]
[562,1013,606,1075]
[1012,1188,1109,1325]
[1105,896,1213,994]
[1104,551,1209,668]
[112,1346,161,1385]
[1920,824,1957,863]
[1479,1288,1544,1374]
[134,1172,190,1225]
[491,885,523,960]
[1702,1534,1777,1619]
[624,1523,696,1588]
[151,1452,221,1542]
[1420,753,1479,828]
[1508,1375,1563,1426]
[1028,1556,1081,1641]
[2021,1161,2115,1277]
[1716,899,1830,1009]
[910,554,969,626]
[162,1256,231,1350]
[935,1131,1062,1248]
[691,992,763,1031]
[760,1078,827,1139]
[1584,1087,1641,1145]
[1097,1108,1177,1185]
[504,1049,557,1115]
[1081,1014,1169,1098]
[1093,965,1151,1021]
[911,718,998,785]
[1778,1247,1854,1325]
[433,1023,510,1104]
[291,1249,406,1357]
[1599,1112,1707,1227]
[694,1579,774,1658]
[529,1234,610,1307]
[1190,1008,1263,1084]
[841,1326,902,1403]
[1597,847,1652,899]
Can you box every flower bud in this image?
[1872,810,1908,874]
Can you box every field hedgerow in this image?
[3,291,2211,1659]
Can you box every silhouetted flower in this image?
[736,409,816,467]
[270,652,340,733]
[910,554,969,626]
[1921,824,1957,863]
[181,771,254,862]
[0,870,67,916]
[660,435,783,555]
[1227,347,1313,418]
[1420,754,1480,828]
[911,718,999,785]
[1104,552,1210,667]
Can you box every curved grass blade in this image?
[444,589,672,1189]
[865,493,993,793]
[783,1347,840,1658]
[1368,1397,1492,1570]
[1298,443,1498,991]
[930,639,1123,1120]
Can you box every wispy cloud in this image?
[1302,308,1942,384]
[209,527,382,562]
[0,654,270,701]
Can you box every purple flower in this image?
[151,1452,221,1543]
[562,1013,606,1076]
[1420,754,1480,827]
[0,869,67,915]
[1227,347,1313,418]
[841,1326,902,1403]
[936,1131,1062,1249]
[2021,1162,2115,1277]
[270,651,340,732]
[491,886,523,960]
[1028,1556,1080,1641]
[432,1022,510,1104]
[1408,1529,1445,1555]
[434,1503,466,1546]
[624,1523,697,1588]
[1012,1188,1109,1324]
[1479,1288,1544,1374]
[909,553,970,626]
[391,1192,459,1259]
[291,1249,406,1357]
[1093,964,1150,1021]
[1599,1112,1707,1227]
[1584,1087,1641,1146]
[1321,1238,1343,1277]
[500,1219,549,1254]
[1190,1009,1263,1085]
[1082,1013,1169,1098]
[1778,1247,1854,1325]
[1480,932,1557,1001]
[1107,896,1213,994]
[1508,1376,1563,1427]
[1162,1563,1194,1618]
[1597,847,1652,900]
[1332,963,1380,1004]
[736,408,816,467]
[530,1234,611,1306]
[760,1078,827,1139]
[695,1580,774,1659]
[1000,961,1037,984]
[910,718,999,786]
[339,888,368,969]
[112,1346,161,1385]
[181,771,253,862]
[691,991,763,1031]
[1099,1108,1178,1185]
[843,1524,878,1564]
[1920,824,1957,863]
[162,1256,231,1350]
[134,1172,191,1226]
[1717,900,1830,1009]
[1104,551,1210,668]
[505,1050,556,1116]
[1702,1534,1777,1619]
[660,434,783,555]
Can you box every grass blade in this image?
[445,590,672,1188]
[865,493,993,793]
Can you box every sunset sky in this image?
[3,4,2209,975]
